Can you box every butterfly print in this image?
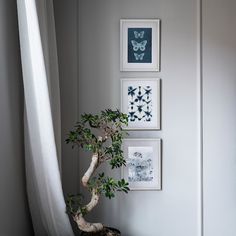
[128,86,137,97]
[134,31,145,39]
[131,40,147,51]
[134,53,145,61]
[128,85,152,122]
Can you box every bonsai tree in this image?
[66,109,130,234]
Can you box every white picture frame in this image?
[120,19,160,71]
[121,78,161,130]
[122,139,162,191]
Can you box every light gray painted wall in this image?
[53,0,79,197]
[0,1,33,235]
[202,0,236,235]
[78,0,200,235]
[53,0,236,235]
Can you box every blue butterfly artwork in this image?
[128,28,152,63]
[134,53,145,61]
[131,40,147,51]
[134,31,145,39]
[127,85,152,122]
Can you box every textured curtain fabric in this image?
[16,0,74,235]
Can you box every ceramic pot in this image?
[80,227,121,236]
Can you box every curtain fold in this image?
[17,0,74,235]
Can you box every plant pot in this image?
[80,227,121,236]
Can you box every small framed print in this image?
[121,78,161,130]
[122,139,162,190]
[120,19,160,71]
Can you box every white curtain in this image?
[17,0,74,235]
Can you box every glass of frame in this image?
[121,78,161,130]
[120,19,160,71]
[122,138,162,190]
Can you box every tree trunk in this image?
[74,153,103,233]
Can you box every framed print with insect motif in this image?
[122,138,162,190]
[121,78,161,130]
[120,19,160,71]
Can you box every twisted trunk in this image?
[74,153,103,233]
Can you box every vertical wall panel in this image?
[54,0,79,195]
[78,0,200,235]
[202,0,236,235]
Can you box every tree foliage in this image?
[66,109,130,216]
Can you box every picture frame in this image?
[121,78,161,130]
[120,19,160,71]
[122,138,162,191]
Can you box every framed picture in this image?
[121,78,161,130]
[120,19,160,71]
[122,139,162,190]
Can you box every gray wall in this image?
[0,1,33,235]
[54,0,236,235]
[53,0,79,196]
[78,0,200,236]
[202,0,236,235]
